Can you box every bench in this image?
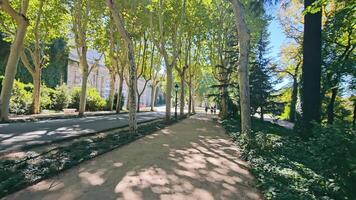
[63,108,76,114]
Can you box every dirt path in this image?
[4,114,262,200]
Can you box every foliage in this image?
[8,79,33,115]
[222,118,356,200]
[40,85,56,110]
[42,38,69,88]
[70,87,106,111]
[52,84,71,111]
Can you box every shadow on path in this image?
[4,114,262,200]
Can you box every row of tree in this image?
[0,0,354,139]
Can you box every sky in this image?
[266,3,290,89]
[266,4,288,61]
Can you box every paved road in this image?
[4,114,262,200]
[0,111,166,154]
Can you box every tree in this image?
[301,0,322,133]
[150,0,185,120]
[321,0,355,124]
[250,29,274,120]
[106,0,138,133]
[277,0,303,122]
[229,0,252,138]
[20,0,67,114]
[149,53,162,112]
[136,33,151,112]
[175,35,190,116]
[0,0,29,121]
[69,0,104,116]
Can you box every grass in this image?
[221,118,356,200]
[0,116,187,198]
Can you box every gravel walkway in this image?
[4,114,262,200]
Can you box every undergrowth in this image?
[222,118,356,200]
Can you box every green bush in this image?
[222,118,356,200]
[9,80,32,115]
[70,87,106,111]
[40,85,56,110]
[52,84,71,111]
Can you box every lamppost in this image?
[174,83,179,119]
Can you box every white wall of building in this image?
[66,49,154,108]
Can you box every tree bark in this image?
[32,70,41,114]
[192,86,196,114]
[218,85,228,119]
[301,0,322,134]
[150,85,156,111]
[353,99,356,127]
[107,0,137,133]
[188,76,192,114]
[108,72,116,111]
[116,75,123,113]
[179,76,185,116]
[289,75,298,122]
[78,48,89,117]
[79,70,88,116]
[230,0,252,136]
[166,66,173,120]
[0,0,29,121]
[327,87,338,125]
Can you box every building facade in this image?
[66,49,154,108]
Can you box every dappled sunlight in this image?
[79,170,106,186]
[4,116,261,200]
[0,112,165,154]
[29,180,65,192]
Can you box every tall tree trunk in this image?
[327,87,338,125]
[116,75,123,113]
[192,86,196,114]
[179,76,185,116]
[78,47,89,117]
[301,0,322,134]
[188,77,192,114]
[353,100,356,127]
[220,87,228,119]
[289,76,298,122]
[137,94,141,112]
[166,65,173,120]
[32,69,41,114]
[107,0,137,133]
[0,0,29,121]
[150,85,156,111]
[230,0,252,136]
[79,71,88,116]
[108,73,116,111]
[260,106,264,121]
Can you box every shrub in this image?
[70,87,106,111]
[40,85,56,110]
[222,118,356,200]
[52,84,71,111]
[9,80,32,115]
[86,88,106,111]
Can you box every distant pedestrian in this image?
[213,105,217,115]
[210,106,213,114]
[205,106,208,114]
